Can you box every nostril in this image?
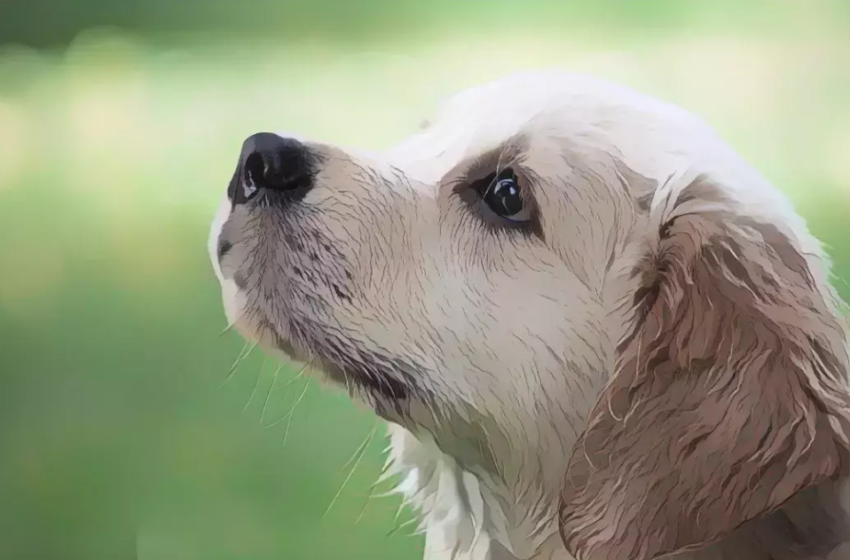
[241,133,314,193]
[229,133,317,205]
[244,151,285,191]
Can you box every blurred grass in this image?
[1,3,849,559]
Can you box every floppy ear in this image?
[559,175,850,560]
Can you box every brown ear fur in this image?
[559,177,850,560]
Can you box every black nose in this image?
[228,132,316,204]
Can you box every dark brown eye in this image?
[472,168,531,222]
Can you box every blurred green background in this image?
[1,1,849,559]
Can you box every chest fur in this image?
[382,424,574,560]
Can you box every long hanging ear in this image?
[559,175,850,560]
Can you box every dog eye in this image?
[473,168,532,223]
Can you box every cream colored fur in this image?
[210,71,850,560]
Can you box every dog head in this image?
[210,71,850,559]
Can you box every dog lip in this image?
[321,361,411,401]
[270,332,412,401]
[272,335,301,361]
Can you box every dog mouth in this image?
[268,323,414,404]
[219,269,419,414]
[320,362,411,401]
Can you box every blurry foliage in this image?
[1,2,849,559]
[2,0,850,49]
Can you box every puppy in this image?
[209,71,850,560]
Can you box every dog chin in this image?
[266,327,412,412]
[221,292,414,415]
[248,326,344,390]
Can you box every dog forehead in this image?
[387,71,698,186]
[435,71,661,129]
[384,73,569,184]
[437,72,572,124]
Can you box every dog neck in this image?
[385,421,850,560]
[383,423,576,560]
[376,299,626,559]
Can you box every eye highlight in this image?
[470,167,532,223]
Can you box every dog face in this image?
[210,72,850,559]
[210,74,639,447]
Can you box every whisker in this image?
[242,358,266,412]
[353,485,376,526]
[321,422,380,521]
[282,379,310,448]
[279,375,311,445]
[219,340,258,388]
[353,420,384,525]
[261,360,314,431]
[337,420,378,476]
[259,362,284,425]
[274,362,311,394]
[218,319,238,337]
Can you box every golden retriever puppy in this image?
[209,71,850,560]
